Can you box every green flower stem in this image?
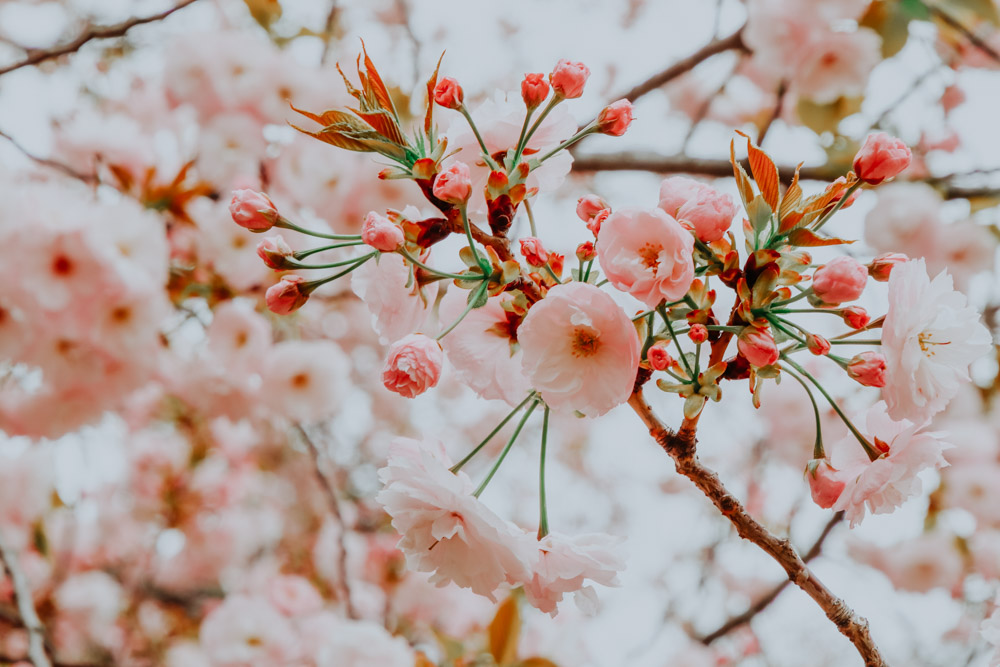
[275,217,362,241]
[287,251,378,270]
[459,204,485,269]
[772,289,813,308]
[536,124,597,164]
[294,241,366,260]
[305,254,376,290]
[782,356,880,461]
[474,399,540,497]
[524,199,539,237]
[451,393,536,473]
[542,264,562,284]
[459,105,499,170]
[812,181,862,233]
[827,339,882,345]
[658,306,694,377]
[513,107,536,168]
[436,280,489,341]
[582,258,595,283]
[780,364,825,459]
[397,247,483,282]
[516,96,560,164]
[705,325,744,333]
[772,308,842,316]
[537,405,551,539]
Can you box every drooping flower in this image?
[518,282,640,417]
[256,234,293,269]
[882,259,992,422]
[375,438,532,601]
[381,333,444,398]
[576,194,609,223]
[597,207,695,308]
[597,99,634,136]
[805,459,847,509]
[519,237,549,267]
[829,402,951,526]
[521,532,625,616]
[265,274,309,315]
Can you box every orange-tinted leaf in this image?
[738,130,779,210]
[360,40,397,118]
[730,139,754,208]
[335,62,362,102]
[352,107,404,144]
[520,659,560,667]
[289,124,372,153]
[778,162,803,222]
[425,52,444,138]
[489,596,521,666]
[786,228,855,247]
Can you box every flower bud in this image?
[432,162,472,204]
[230,189,278,232]
[597,99,634,136]
[827,175,859,208]
[519,237,549,267]
[805,459,846,509]
[576,194,609,223]
[738,326,779,368]
[647,342,674,371]
[256,234,293,270]
[548,252,565,277]
[841,306,870,330]
[846,351,887,388]
[433,77,464,110]
[688,323,708,344]
[549,59,590,99]
[867,252,908,282]
[361,211,404,252]
[575,241,597,263]
[521,72,550,109]
[852,132,912,185]
[588,208,610,237]
[812,256,867,304]
[806,333,831,356]
[265,274,309,315]
[381,333,443,398]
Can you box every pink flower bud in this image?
[597,99,634,136]
[738,327,779,368]
[575,241,597,262]
[265,274,309,315]
[812,256,867,304]
[432,162,472,204]
[549,59,590,99]
[841,306,870,330]
[689,323,708,344]
[846,351,887,388]
[256,234,293,270]
[867,252,908,282]
[588,208,610,237]
[433,77,464,110]
[521,72,550,109]
[361,211,404,252]
[230,189,278,232]
[647,342,674,371]
[381,333,443,398]
[852,132,912,185]
[806,459,846,509]
[576,194,609,222]
[519,237,549,267]
[806,333,831,356]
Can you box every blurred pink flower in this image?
[381,333,443,398]
[522,532,624,616]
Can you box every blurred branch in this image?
[627,390,886,667]
[319,1,341,65]
[294,424,358,620]
[928,3,1000,64]
[617,27,747,103]
[0,128,98,184]
[755,79,787,147]
[697,511,844,644]
[0,0,202,77]
[0,529,52,667]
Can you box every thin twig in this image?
[319,1,340,66]
[0,0,202,77]
[0,529,52,667]
[929,4,1000,64]
[698,511,844,644]
[627,390,886,667]
[0,128,98,184]
[293,424,357,619]
[756,80,787,147]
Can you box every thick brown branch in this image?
[294,425,358,620]
[572,152,842,182]
[617,28,747,103]
[627,390,886,667]
[0,0,202,77]
[0,529,52,667]
[698,511,844,644]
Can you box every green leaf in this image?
[467,284,489,309]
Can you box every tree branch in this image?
[616,28,747,103]
[573,152,843,182]
[0,128,98,184]
[293,424,358,620]
[697,511,844,644]
[627,390,886,667]
[929,4,1000,65]
[0,529,52,667]
[0,0,203,77]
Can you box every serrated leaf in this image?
[746,195,773,239]
[779,163,803,222]
[425,52,444,139]
[738,131,779,209]
[786,228,855,247]
[360,40,398,118]
[489,596,521,665]
[730,139,755,208]
[468,285,489,309]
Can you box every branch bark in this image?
[0,529,52,667]
[627,390,886,667]
[0,0,202,77]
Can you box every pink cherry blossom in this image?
[263,340,348,421]
[521,532,624,616]
[576,194,609,222]
[198,595,300,665]
[381,333,444,398]
[521,72,550,109]
[597,207,695,308]
[658,176,737,244]
[868,253,909,282]
[812,256,867,304]
[647,342,674,371]
[518,282,640,417]
[255,234,293,269]
[432,162,472,204]
[806,459,846,509]
[981,598,1000,666]
[549,60,590,99]
[882,259,992,421]
[267,575,324,617]
[433,77,464,110]
[793,28,882,104]
[361,211,404,252]
[597,99,634,136]
[351,252,434,345]
[853,132,912,185]
[229,189,278,232]
[265,274,309,315]
[738,326,779,368]
[519,237,549,267]
[313,618,415,667]
[375,438,532,600]
[847,351,887,388]
[829,402,952,526]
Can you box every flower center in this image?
[638,243,662,270]
[571,325,601,357]
[918,331,950,357]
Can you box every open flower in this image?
[882,259,992,422]
[657,176,736,243]
[597,207,694,308]
[518,282,640,417]
[521,532,624,616]
[381,334,443,398]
